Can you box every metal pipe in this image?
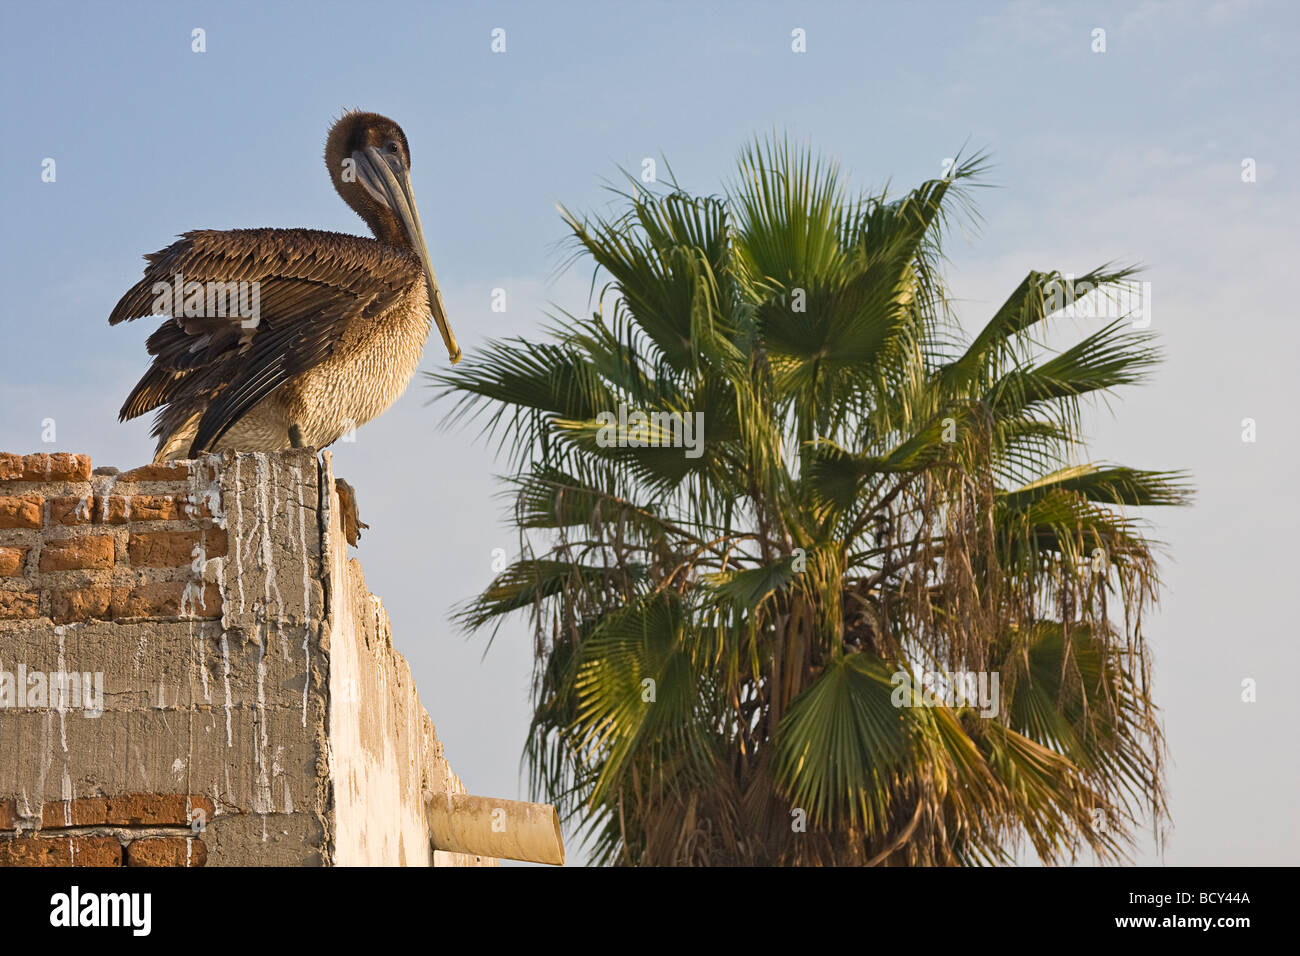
[425,791,565,866]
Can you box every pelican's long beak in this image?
[357,146,461,364]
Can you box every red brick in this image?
[99,494,189,523]
[127,528,226,567]
[0,495,42,529]
[125,837,206,867]
[50,586,114,623]
[10,453,92,482]
[0,590,40,620]
[181,582,222,619]
[40,796,109,829]
[110,581,220,620]
[106,793,214,827]
[110,583,167,619]
[0,799,17,831]
[50,494,209,525]
[118,462,191,482]
[38,534,114,571]
[0,835,121,866]
[0,453,22,480]
[0,546,28,577]
[48,496,95,526]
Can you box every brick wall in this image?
[0,453,224,627]
[0,792,212,866]
[0,449,491,867]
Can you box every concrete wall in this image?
[0,449,491,866]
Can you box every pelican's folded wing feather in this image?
[109,228,421,453]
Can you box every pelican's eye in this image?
[386,141,400,154]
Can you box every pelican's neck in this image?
[341,189,408,249]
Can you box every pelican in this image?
[109,111,460,464]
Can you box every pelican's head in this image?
[326,110,460,364]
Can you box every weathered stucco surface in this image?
[319,452,488,866]
[0,448,492,866]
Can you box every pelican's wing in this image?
[110,228,420,453]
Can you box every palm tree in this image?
[431,138,1190,866]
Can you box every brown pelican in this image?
[109,111,460,463]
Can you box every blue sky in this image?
[2,0,1296,865]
